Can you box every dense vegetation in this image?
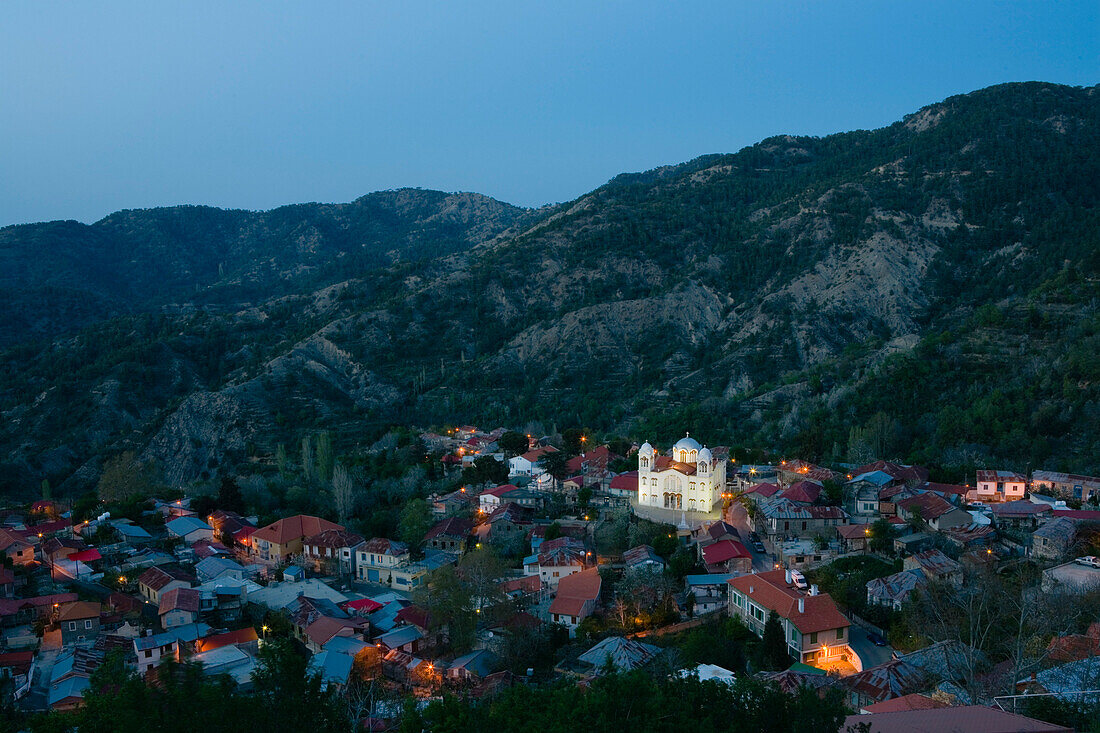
[1,82,1098,498]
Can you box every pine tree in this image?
[760,610,791,671]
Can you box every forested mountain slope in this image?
[1,81,1097,496]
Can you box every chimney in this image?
[798,597,805,614]
[810,584,818,596]
[785,569,792,584]
[749,585,754,594]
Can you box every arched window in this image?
[640,457,649,469]
[699,462,708,473]
[689,450,697,462]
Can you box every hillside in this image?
[1,81,1098,496]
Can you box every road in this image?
[848,623,895,669]
[725,502,775,572]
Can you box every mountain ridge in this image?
[2,81,1098,497]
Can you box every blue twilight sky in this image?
[1,1,1097,226]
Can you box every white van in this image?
[790,569,808,589]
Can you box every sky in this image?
[1,1,1097,226]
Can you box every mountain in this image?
[1,81,1098,497]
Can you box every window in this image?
[84,619,92,629]
[68,622,76,631]
[836,627,845,640]
[810,632,818,644]
[144,650,152,659]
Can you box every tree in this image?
[97,452,157,503]
[537,451,569,482]
[498,431,528,456]
[216,475,244,514]
[869,518,895,555]
[301,436,314,481]
[759,610,791,671]
[415,565,476,653]
[562,428,585,455]
[462,456,508,486]
[332,463,358,525]
[457,547,505,614]
[397,498,433,548]
[315,431,334,483]
[544,521,562,542]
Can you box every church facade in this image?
[635,434,726,513]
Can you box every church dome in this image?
[639,441,654,455]
[698,446,713,463]
[673,434,702,453]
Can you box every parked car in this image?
[752,539,766,553]
[1074,556,1100,569]
[867,631,888,647]
[790,569,808,589]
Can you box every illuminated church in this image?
[636,433,726,512]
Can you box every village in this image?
[1,425,1098,732]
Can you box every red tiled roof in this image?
[701,540,751,565]
[251,515,343,546]
[68,548,101,563]
[361,537,409,556]
[728,570,849,635]
[158,587,200,615]
[57,601,101,622]
[138,565,194,591]
[860,693,948,713]
[551,566,601,614]
[853,461,929,484]
[195,627,259,653]
[837,524,872,540]
[304,529,365,550]
[425,517,473,541]
[481,484,520,498]
[499,575,541,594]
[976,469,1026,483]
[395,605,431,630]
[781,481,822,504]
[341,598,384,613]
[842,706,1070,733]
[519,446,558,463]
[609,471,638,492]
[896,492,960,520]
[745,482,780,498]
[991,501,1052,517]
[1053,510,1100,521]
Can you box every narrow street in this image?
[724,501,775,573]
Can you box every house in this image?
[1032,470,1100,503]
[728,570,853,668]
[780,480,823,505]
[535,536,587,588]
[133,631,181,674]
[685,574,735,615]
[549,567,601,636]
[195,556,246,583]
[355,538,410,584]
[111,521,153,545]
[431,488,477,517]
[758,498,850,539]
[0,651,35,699]
[893,532,934,556]
[508,446,558,478]
[608,471,638,499]
[577,636,660,674]
[485,502,531,542]
[250,514,343,563]
[701,540,752,574]
[479,484,521,513]
[247,578,348,611]
[0,529,36,566]
[302,529,365,576]
[895,493,972,532]
[48,647,102,710]
[992,500,1053,530]
[308,650,356,691]
[57,601,101,647]
[777,537,834,570]
[622,545,664,571]
[902,549,962,584]
[842,706,1070,733]
[165,516,214,544]
[158,587,201,628]
[841,658,929,707]
[852,461,929,485]
[837,524,872,553]
[847,471,899,518]
[137,565,195,605]
[969,469,1027,503]
[866,569,926,610]
[424,516,472,554]
[1032,517,1078,561]
[1045,623,1100,664]
[742,482,781,504]
[447,649,497,681]
[1020,656,1100,700]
